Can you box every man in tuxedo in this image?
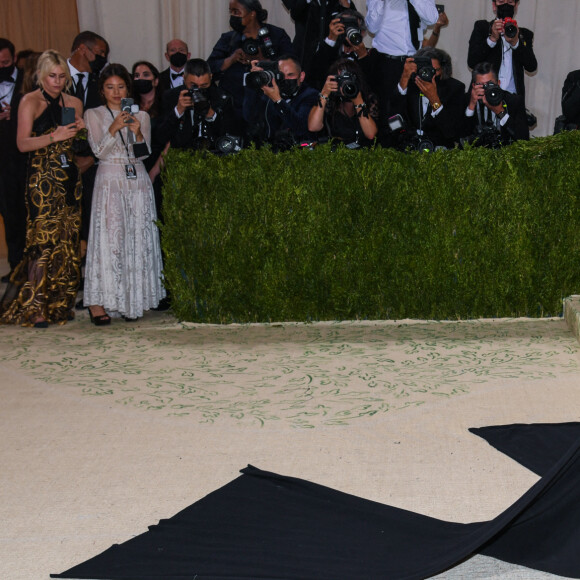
[467,0,537,106]
[243,54,319,148]
[67,31,109,250]
[157,58,236,151]
[391,47,465,149]
[158,39,190,94]
[365,0,439,119]
[461,61,529,147]
[0,38,26,281]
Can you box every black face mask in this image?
[169,52,188,69]
[230,15,246,33]
[133,79,154,94]
[90,54,107,75]
[278,78,300,99]
[496,4,515,19]
[0,64,15,82]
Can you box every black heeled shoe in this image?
[89,307,111,326]
[123,316,139,322]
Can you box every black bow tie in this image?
[171,72,184,80]
[1,76,15,83]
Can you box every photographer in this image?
[560,70,580,128]
[308,58,378,147]
[243,55,319,148]
[461,62,528,147]
[390,47,465,150]
[208,0,294,131]
[281,0,356,72]
[157,59,235,151]
[306,9,382,97]
[467,0,537,107]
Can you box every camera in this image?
[481,81,505,107]
[412,56,436,83]
[215,134,243,155]
[188,87,211,115]
[246,61,284,90]
[496,4,518,38]
[460,125,503,149]
[241,27,277,58]
[335,70,359,99]
[334,13,364,46]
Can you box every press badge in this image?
[60,154,70,168]
[125,163,137,179]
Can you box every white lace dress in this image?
[84,106,165,319]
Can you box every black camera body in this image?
[461,125,503,149]
[241,27,277,58]
[412,56,436,83]
[215,134,243,155]
[246,61,284,90]
[335,71,360,99]
[337,13,363,46]
[188,87,211,116]
[482,81,505,107]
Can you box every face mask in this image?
[169,52,188,69]
[278,78,299,99]
[496,4,515,19]
[133,79,154,94]
[90,54,107,74]
[230,15,246,33]
[0,64,15,82]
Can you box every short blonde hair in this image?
[36,49,72,92]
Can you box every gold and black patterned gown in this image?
[0,96,82,326]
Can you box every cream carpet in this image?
[1,283,580,579]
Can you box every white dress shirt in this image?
[487,35,519,95]
[365,0,439,56]
[0,67,18,109]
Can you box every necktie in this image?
[75,72,85,102]
[407,0,421,51]
[171,72,183,81]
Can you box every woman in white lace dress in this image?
[84,64,165,324]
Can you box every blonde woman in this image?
[0,50,84,327]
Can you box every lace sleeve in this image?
[84,107,118,159]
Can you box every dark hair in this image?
[238,0,268,23]
[0,38,16,58]
[71,30,109,56]
[472,61,498,83]
[278,54,302,74]
[326,58,378,119]
[98,63,132,102]
[184,58,211,77]
[131,60,162,117]
[414,47,453,80]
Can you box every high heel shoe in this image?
[89,307,111,326]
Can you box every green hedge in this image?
[160,131,580,323]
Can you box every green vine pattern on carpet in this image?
[0,315,578,428]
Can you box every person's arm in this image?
[365,0,386,35]
[467,21,495,70]
[268,86,319,137]
[410,0,439,26]
[351,92,377,140]
[84,107,123,159]
[423,11,448,47]
[308,75,336,132]
[16,94,79,153]
[562,71,580,122]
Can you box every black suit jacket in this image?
[467,20,537,100]
[562,69,580,125]
[157,84,236,150]
[282,0,357,70]
[391,76,466,148]
[460,90,529,145]
[158,68,186,96]
[84,73,102,110]
[0,68,23,158]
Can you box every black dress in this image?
[0,92,82,326]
